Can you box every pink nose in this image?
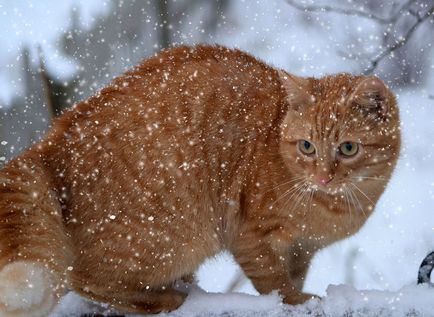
[317,176,333,186]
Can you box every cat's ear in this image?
[349,76,390,119]
[278,70,313,111]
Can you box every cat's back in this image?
[43,45,284,174]
[50,44,278,132]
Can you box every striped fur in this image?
[0,45,400,314]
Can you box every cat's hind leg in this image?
[0,261,58,317]
[0,153,72,316]
[76,286,187,314]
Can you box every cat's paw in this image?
[0,261,57,317]
[283,292,319,305]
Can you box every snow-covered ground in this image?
[51,283,434,317]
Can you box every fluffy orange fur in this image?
[0,45,400,315]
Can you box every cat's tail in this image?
[0,151,72,317]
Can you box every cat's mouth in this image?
[308,180,346,196]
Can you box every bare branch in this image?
[156,0,171,49]
[408,8,422,19]
[172,0,203,26]
[363,4,434,74]
[37,46,55,119]
[204,0,230,35]
[286,0,414,24]
[389,0,416,24]
[286,0,434,75]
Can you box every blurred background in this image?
[1,0,434,297]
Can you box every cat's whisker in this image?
[279,186,304,216]
[349,182,375,205]
[306,186,316,215]
[342,186,353,227]
[344,185,356,208]
[289,182,311,213]
[280,181,308,213]
[349,176,386,182]
[346,185,358,216]
[263,176,305,188]
[351,176,385,179]
[268,180,307,210]
[300,188,313,216]
[346,184,368,220]
[348,185,372,221]
[293,184,309,212]
[284,181,307,205]
[262,176,305,193]
[342,186,351,213]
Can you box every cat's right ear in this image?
[349,76,391,120]
[278,70,313,111]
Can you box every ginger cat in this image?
[0,45,400,316]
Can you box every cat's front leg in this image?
[231,232,315,305]
[288,241,317,291]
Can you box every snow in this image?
[50,283,434,317]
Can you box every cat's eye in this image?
[298,140,316,155]
[339,142,359,157]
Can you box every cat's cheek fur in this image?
[0,262,57,317]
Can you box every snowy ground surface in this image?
[50,284,434,317]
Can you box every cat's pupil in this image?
[304,141,311,150]
[345,143,352,151]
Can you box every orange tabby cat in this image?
[0,45,400,316]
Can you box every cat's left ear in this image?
[349,76,390,119]
[278,70,313,111]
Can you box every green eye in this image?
[298,140,316,155]
[339,142,359,157]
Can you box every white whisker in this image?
[347,184,368,220]
[349,182,375,205]
[342,185,353,226]
[281,181,308,213]
[298,184,312,209]
[269,179,306,210]
[349,176,386,182]
[307,186,316,215]
[263,176,305,193]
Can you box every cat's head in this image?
[278,71,400,208]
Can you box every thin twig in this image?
[37,46,55,119]
[172,0,202,25]
[156,0,171,49]
[363,4,434,74]
[286,0,414,25]
[286,0,434,74]
[380,0,415,48]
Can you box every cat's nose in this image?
[320,178,332,185]
[316,175,333,186]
